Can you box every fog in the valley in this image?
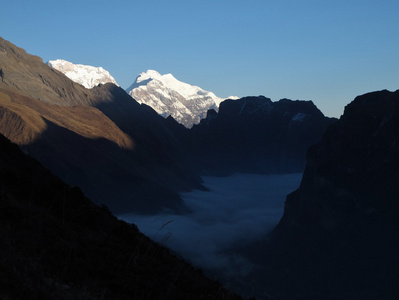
[118,173,302,281]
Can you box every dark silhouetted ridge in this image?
[0,133,241,299]
[191,96,336,175]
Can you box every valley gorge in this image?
[1,36,399,300]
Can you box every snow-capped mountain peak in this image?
[127,70,236,128]
[127,70,163,91]
[47,59,119,89]
[136,70,162,82]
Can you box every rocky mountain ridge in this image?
[0,39,93,107]
[190,96,337,175]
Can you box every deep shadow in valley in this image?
[23,119,187,215]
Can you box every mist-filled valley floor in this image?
[119,173,302,293]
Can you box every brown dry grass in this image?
[0,87,133,149]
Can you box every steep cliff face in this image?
[246,90,399,300]
[191,96,337,175]
[280,89,399,233]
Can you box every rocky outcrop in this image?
[191,96,337,175]
[279,89,399,234]
[244,90,399,300]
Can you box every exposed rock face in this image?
[191,96,337,175]
[0,37,202,214]
[245,90,399,300]
[0,133,241,300]
[47,59,119,89]
[126,70,235,128]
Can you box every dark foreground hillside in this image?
[0,133,241,300]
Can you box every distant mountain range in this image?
[47,60,237,128]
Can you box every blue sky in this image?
[2,0,399,117]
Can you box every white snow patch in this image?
[47,59,119,89]
[292,112,308,122]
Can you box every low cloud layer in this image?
[118,173,302,281]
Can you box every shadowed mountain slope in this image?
[243,90,399,300]
[0,133,241,299]
[90,83,201,194]
[0,37,202,214]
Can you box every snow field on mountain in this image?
[47,60,237,127]
[47,59,119,89]
[127,70,235,127]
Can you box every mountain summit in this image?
[47,59,119,89]
[126,70,236,128]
